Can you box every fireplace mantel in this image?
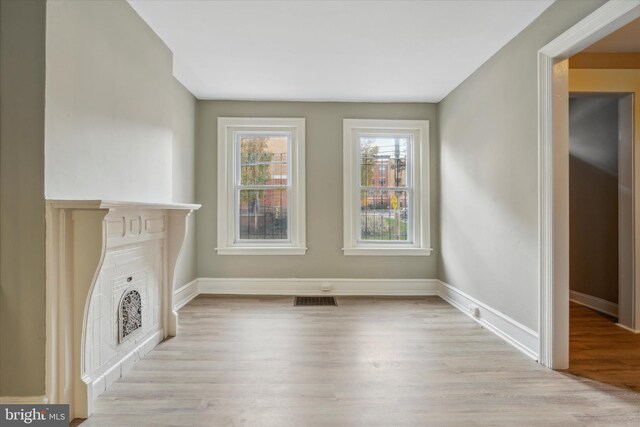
[48,199,201,210]
[45,200,200,419]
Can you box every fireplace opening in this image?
[119,289,142,343]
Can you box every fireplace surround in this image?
[45,200,200,419]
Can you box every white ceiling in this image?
[128,0,554,102]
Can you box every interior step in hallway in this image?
[76,296,640,426]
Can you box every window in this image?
[217,117,306,255]
[343,119,431,256]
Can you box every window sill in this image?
[342,247,433,256]
[216,247,307,256]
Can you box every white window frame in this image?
[217,117,306,255]
[343,119,431,256]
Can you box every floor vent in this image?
[294,296,337,306]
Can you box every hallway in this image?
[569,302,640,391]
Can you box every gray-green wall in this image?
[0,0,47,396]
[173,79,198,287]
[438,0,607,331]
[196,101,439,279]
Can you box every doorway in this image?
[568,94,632,327]
[538,1,640,370]
[567,94,640,390]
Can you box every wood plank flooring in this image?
[77,296,640,426]
[568,301,640,391]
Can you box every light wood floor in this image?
[568,301,640,391]
[77,296,640,426]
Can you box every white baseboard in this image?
[0,395,48,404]
[614,322,640,333]
[438,281,539,361]
[197,277,440,296]
[176,277,538,361]
[570,290,618,317]
[173,279,199,310]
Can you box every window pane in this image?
[360,189,408,241]
[360,137,408,188]
[240,135,288,186]
[238,189,288,240]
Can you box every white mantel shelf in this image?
[45,200,200,420]
[47,199,201,210]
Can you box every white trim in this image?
[173,279,200,311]
[342,119,431,256]
[217,117,306,255]
[570,290,619,318]
[615,322,640,334]
[342,247,433,256]
[439,281,539,361]
[540,1,640,59]
[47,200,201,210]
[215,247,307,256]
[0,396,49,404]
[538,0,640,369]
[538,50,556,369]
[197,277,439,296]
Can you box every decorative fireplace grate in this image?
[119,289,142,342]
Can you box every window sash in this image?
[234,188,291,243]
[356,134,414,244]
[234,131,292,243]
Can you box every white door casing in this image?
[538,0,640,369]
